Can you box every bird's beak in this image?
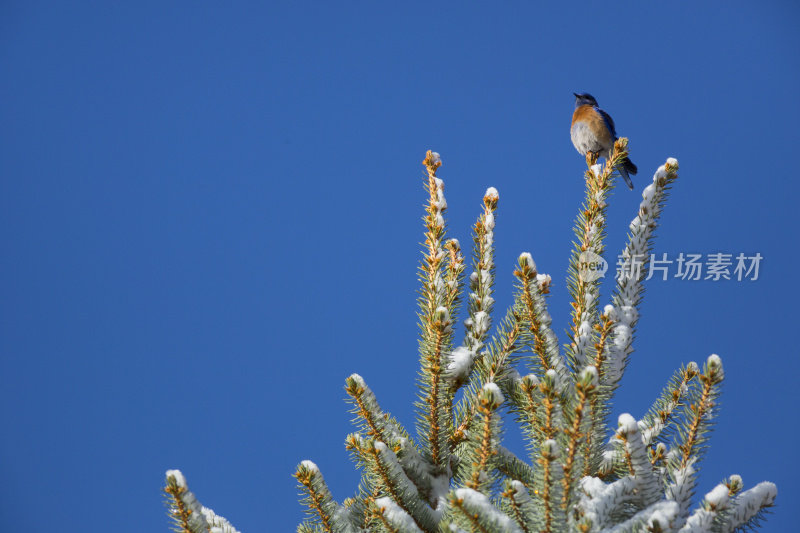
[573,93,579,98]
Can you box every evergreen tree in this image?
[164,145,776,533]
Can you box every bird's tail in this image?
[618,158,637,190]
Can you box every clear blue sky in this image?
[1,2,798,531]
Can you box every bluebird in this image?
[571,92,637,189]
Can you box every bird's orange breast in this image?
[571,105,613,147]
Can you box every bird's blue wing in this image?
[596,107,618,138]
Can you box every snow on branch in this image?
[294,461,354,533]
[164,470,240,533]
[605,157,680,387]
[513,252,569,385]
[615,413,661,506]
[719,479,777,533]
[449,488,522,533]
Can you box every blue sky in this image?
[1,2,798,531]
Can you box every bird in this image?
[571,92,637,189]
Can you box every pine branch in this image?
[415,151,453,471]
[448,488,522,533]
[510,373,545,449]
[719,479,776,533]
[295,461,352,533]
[443,237,466,340]
[501,480,537,533]
[346,435,438,531]
[463,187,499,354]
[369,441,440,531]
[666,462,697,529]
[639,362,700,450]
[496,446,537,490]
[679,482,732,532]
[346,373,412,445]
[539,370,565,448]
[580,156,682,487]
[341,478,374,532]
[164,469,241,533]
[605,500,680,533]
[164,470,209,533]
[615,414,662,507]
[514,253,569,384]
[561,367,598,510]
[582,310,616,477]
[537,439,564,533]
[565,149,619,375]
[202,507,240,533]
[604,156,680,390]
[345,375,448,511]
[297,523,324,533]
[457,383,504,494]
[451,308,521,449]
[420,309,452,469]
[594,362,700,483]
[678,355,724,469]
[443,187,502,439]
[371,497,424,533]
[575,475,638,531]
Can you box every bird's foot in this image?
[585,151,600,167]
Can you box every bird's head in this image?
[573,92,598,108]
